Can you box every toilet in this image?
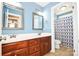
[55,40,61,49]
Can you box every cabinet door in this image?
[2,51,15,56]
[15,48,28,56]
[40,42,49,55]
[29,45,40,54]
[2,43,17,54]
[44,42,49,53]
[40,43,45,55]
[48,37,51,52]
[40,36,51,55]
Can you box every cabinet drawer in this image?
[29,45,40,54]
[15,48,28,56]
[30,51,40,56]
[2,51,15,56]
[29,39,40,46]
[2,43,17,54]
[16,41,28,50]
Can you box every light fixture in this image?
[60,6,67,11]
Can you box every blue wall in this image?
[43,2,60,33]
[2,2,43,34]
[2,2,59,35]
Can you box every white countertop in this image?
[1,33,51,44]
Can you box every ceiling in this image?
[35,2,50,7]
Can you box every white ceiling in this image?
[35,2,50,7]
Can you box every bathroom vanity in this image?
[1,33,51,56]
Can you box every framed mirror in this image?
[32,13,43,30]
[2,2,24,30]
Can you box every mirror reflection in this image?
[32,13,43,30]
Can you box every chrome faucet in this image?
[10,34,16,38]
[38,33,41,35]
[0,36,6,41]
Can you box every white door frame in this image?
[73,3,78,56]
[51,2,78,56]
[51,2,63,53]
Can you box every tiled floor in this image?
[45,47,73,56]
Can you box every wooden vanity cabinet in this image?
[2,42,17,55]
[15,41,29,56]
[2,36,51,56]
[2,40,29,56]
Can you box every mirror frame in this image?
[2,2,24,30]
[32,12,44,30]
